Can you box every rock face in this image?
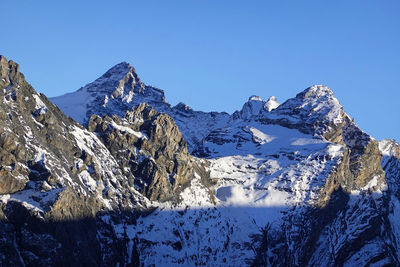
[1,56,400,266]
[51,62,231,152]
[88,103,210,202]
[191,85,391,266]
[0,56,212,266]
[50,62,167,124]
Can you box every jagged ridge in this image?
[0,56,399,266]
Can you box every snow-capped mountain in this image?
[51,63,230,153]
[1,56,400,266]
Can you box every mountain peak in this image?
[174,102,194,112]
[297,84,334,100]
[260,85,344,135]
[0,55,25,90]
[97,61,138,85]
[51,61,167,124]
[106,61,133,72]
[265,96,280,111]
[248,95,262,101]
[3,56,400,266]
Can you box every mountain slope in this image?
[51,63,230,152]
[0,55,157,265]
[1,57,400,266]
[130,85,392,266]
[0,56,211,266]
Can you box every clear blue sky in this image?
[2,1,399,141]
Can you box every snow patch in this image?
[110,121,147,139]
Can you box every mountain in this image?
[1,56,400,266]
[51,63,230,153]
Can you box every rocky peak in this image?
[102,61,132,77]
[0,54,146,207]
[88,103,211,202]
[103,61,132,76]
[380,139,400,159]
[174,102,194,113]
[2,55,400,266]
[233,95,265,120]
[0,55,25,90]
[296,84,335,100]
[50,62,167,124]
[85,61,142,97]
[259,85,345,136]
[233,95,279,120]
[264,95,280,111]
[51,61,231,153]
[0,56,10,88]
[248,95,262,101]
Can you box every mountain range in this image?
[0,55,399,266]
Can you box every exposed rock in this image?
[1,56,400,266]
[51,63,231,152]
[88,103,211,202]
[0,55,145,266]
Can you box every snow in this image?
[6,187,63,215]
[379,139,399,159]
[265,96,280,112]
[204,122,329,157]
[249,95,262,101]
[236,95,265,120]
[325,144,343,158]
[34,147,46,162]
[70,126,97,155]
[51,87,92,123]
[127,113,345,264]
[78,169,98,192]
[177,173,214,207]
[50,62,164,125]
[0,194,10,203]
[290,137,325,146]
[47,62,397,265]
[344,242,389,267]
[122,90,134,103]
[262,85,344,134]
[32,94,47,111]
[249,127,275,144]
[67,124,148,209]
[110,121,147,139]
[362,175,379,190]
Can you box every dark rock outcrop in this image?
[88,103,211,202]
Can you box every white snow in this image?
[249,95,262,101]
[78,169,98,192]
[47,63,395,266]
[128,112,345,264]
[122,90,134,103]
[70,126,97,155]
[237,96,265,120]
[265,96,280,111]
[204,122,329,157]
[379,139,399,158]
[6,188,63,216]
[249,126,275,144]
[290,137,325,146]
[110,121,147,139]
[51,87,92,123]
[32,94,47,110]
